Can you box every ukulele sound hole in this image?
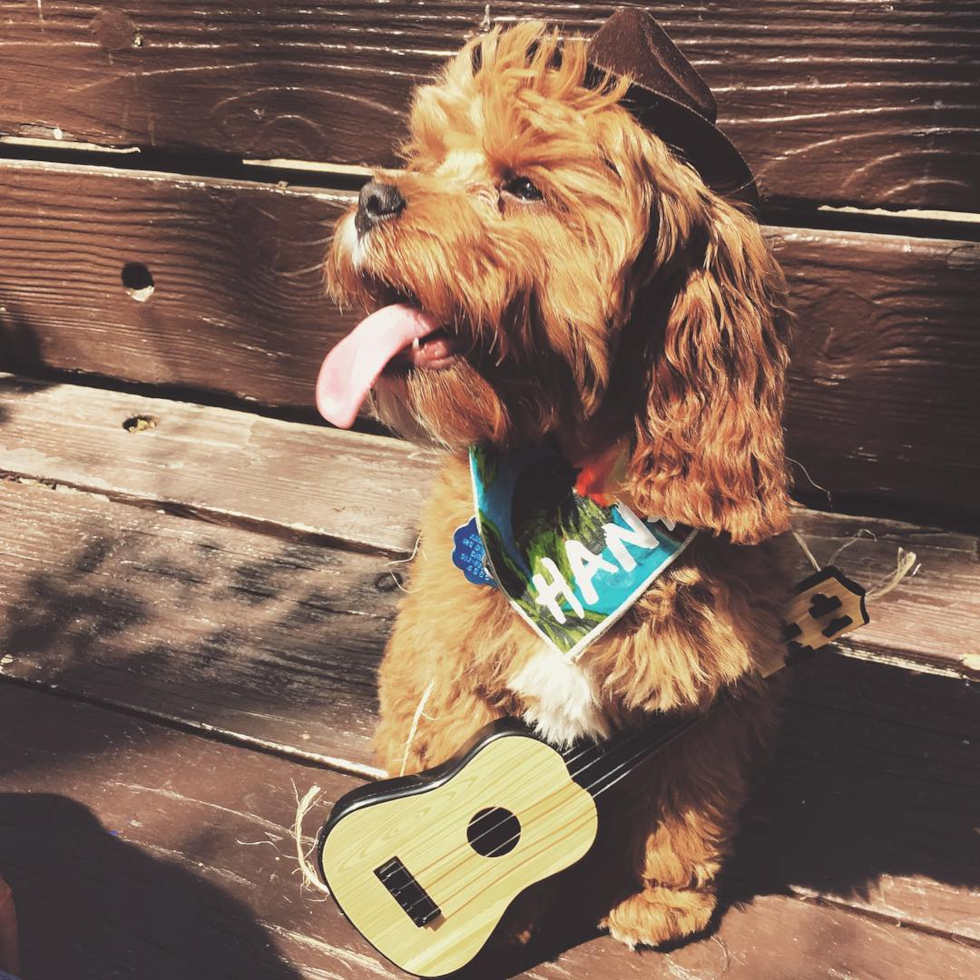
[466,807,521,857]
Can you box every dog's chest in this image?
[506,644,610,747]
[424,456,621,747]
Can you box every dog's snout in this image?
[355,181,406,236]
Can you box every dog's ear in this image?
[625,192,791,545]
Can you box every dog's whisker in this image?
[279,261,327,278]
[286,235,335,247]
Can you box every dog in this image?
[317,12,793,951]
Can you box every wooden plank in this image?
[0,477,399,773]
[1,162,978,522]
[729,653,980,943]
[0,379,976,679]
[774,228,980,526]
[0,685,397,980]
[0,478,977,944]
[790,508,980,680]
[0,160,358,409]
[2,682,978,978]
[0,376,436,557]
[1,2,978,211]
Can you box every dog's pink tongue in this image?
[316,303,440,428]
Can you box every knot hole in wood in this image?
[122,415,158,433]
[121,262,155,302]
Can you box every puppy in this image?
[319,20,792,950]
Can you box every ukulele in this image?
[316,566,868,977]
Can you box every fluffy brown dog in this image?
[321,21,793,950]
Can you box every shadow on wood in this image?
[0,793,306,980]
[726,656,979,919]
[0,510,390,766]
[1,520,976,973]
[441,657,980,976]
[0,295,48,417]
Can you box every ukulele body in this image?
[317,720,598,977]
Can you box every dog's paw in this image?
[599,885,715,950]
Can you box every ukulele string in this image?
[459,711,699,871]
[395,715,701,925]
[388,674,740,909]
[384,746,592,908]
[387,717,673,905]
[390,713,703,921]
[384,724,652,904]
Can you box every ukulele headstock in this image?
[780,565,869,668]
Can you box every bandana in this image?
[454,440,696,661]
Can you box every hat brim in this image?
[619,84,759,210]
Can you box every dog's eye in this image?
[502,176,543,202]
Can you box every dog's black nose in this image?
[355,181,406,236]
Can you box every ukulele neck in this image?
[559,564,870,800]
[562,709,703,799]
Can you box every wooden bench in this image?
[0,3,977,977]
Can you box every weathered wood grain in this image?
[790,507,980,680]
[0,474,976,941]
[0,160,357,409]
[1,657,977,975]
[1,161,978,522]
[0,685,391,980]
[0,379,976,679]
[1,472,978,941]
[1,2,978,211]
[0,477,400,773]
[774,227,980,526]
[0,376,436,556]
[730,652,980,944]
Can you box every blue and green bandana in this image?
[453,440,696,661]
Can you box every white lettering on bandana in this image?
[462,440,697,661]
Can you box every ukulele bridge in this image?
[374,856,441,927]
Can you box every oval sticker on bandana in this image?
[468,441,696,660]
[451,517,497,586]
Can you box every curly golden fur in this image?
[326,22,794,951]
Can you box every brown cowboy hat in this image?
[587,7,759,209]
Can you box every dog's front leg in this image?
[599,691,774,949]
[373,458,508,776]
[373,636,500,776]
[372,606,506,779]
[600,817,724,951]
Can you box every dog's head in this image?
[322,22,791,543]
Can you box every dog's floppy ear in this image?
[626,191,791,545]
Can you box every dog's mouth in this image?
[316,287,465,429]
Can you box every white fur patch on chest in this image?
[507,644,610,748]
